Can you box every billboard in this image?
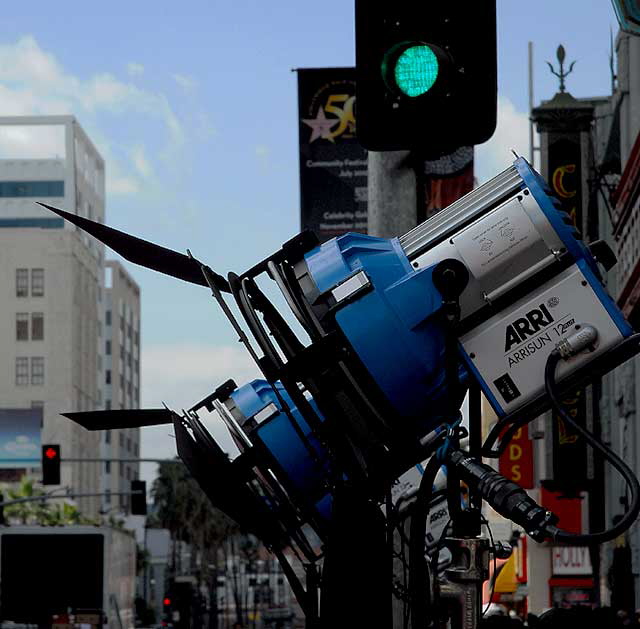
[0,408,42,468]
[297,67,367,242]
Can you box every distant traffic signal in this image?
[42,444,60,485]
[130,480,147,515]
[355,1,497,153]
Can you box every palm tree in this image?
[151,459,241,628]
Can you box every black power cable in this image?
[543,348,640,544]
[409,455,442,629]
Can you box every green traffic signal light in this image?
[393,45,439,97]
[381,42,446,99]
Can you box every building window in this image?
[0,180,64,197]
[15,357,28,385]
[105,370,111,385]
[105,428,111,443]
[106,340,111,355]
[126,437,131,452]
[105,461,111,474]
[31,357,44,385]
[31,269,44,297]
[120,374,124,390]
[126,467,131,481]
[105,489,111,504]
[119,317,124,332]
[119,462,124,477]
[31,313,44,341]
[134,443,139,457]
[105,310,112,326]
[16,269,28,297]
[105,400,111,411]
[119,432,124,448]
[16,313,29,340]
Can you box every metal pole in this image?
[0,490,143,508]
[367,150,418,238]
[528,41,535,165]
[469,383,483,512]
[62,458,181,463]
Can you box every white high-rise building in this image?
[0,115,112,516]
[101,260,141,515]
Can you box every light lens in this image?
[393,45,439,97]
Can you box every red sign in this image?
[499,424,534,488]
[44,447,58,460]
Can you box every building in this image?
[101,259,141,514]
[479,31,640,614]
[0,115,110,517]
[595,30,640,610]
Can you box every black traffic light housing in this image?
[130,480,147,515]
[42,444,60,485]
[355,1,497,153]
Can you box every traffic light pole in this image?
[368,151,419,239]
[0,490,144,509]
[61,458,181,463]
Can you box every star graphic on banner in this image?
[302,107,339,143]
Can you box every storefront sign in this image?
[498,424,534,489]
[552,546,592,575]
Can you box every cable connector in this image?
[555,324,598,359]
[446,449,557,542]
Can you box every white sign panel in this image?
[552,546,592,575]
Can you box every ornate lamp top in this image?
[546,45,576,93]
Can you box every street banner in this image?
[420,146,474,223]
[297,67,367,241]
[547,133,589,486]
[0,408,42,468]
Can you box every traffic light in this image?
[130,480,147,515]
[42,444,60,485]
[162,596,172,626]
[355,1,497,153]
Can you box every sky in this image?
[0,1,620,486]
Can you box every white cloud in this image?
[475,96,536,184]
[172,73,197,90]
[139,343,260,478]
[131,144,153,178]
[255,145,269,157]
[127,62,145,77]
[141,343,261,409]
[0,35,185,193]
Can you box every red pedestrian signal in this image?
[42,444,60,485]
[163,597,171,606]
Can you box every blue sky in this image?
[0,1,620,475]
